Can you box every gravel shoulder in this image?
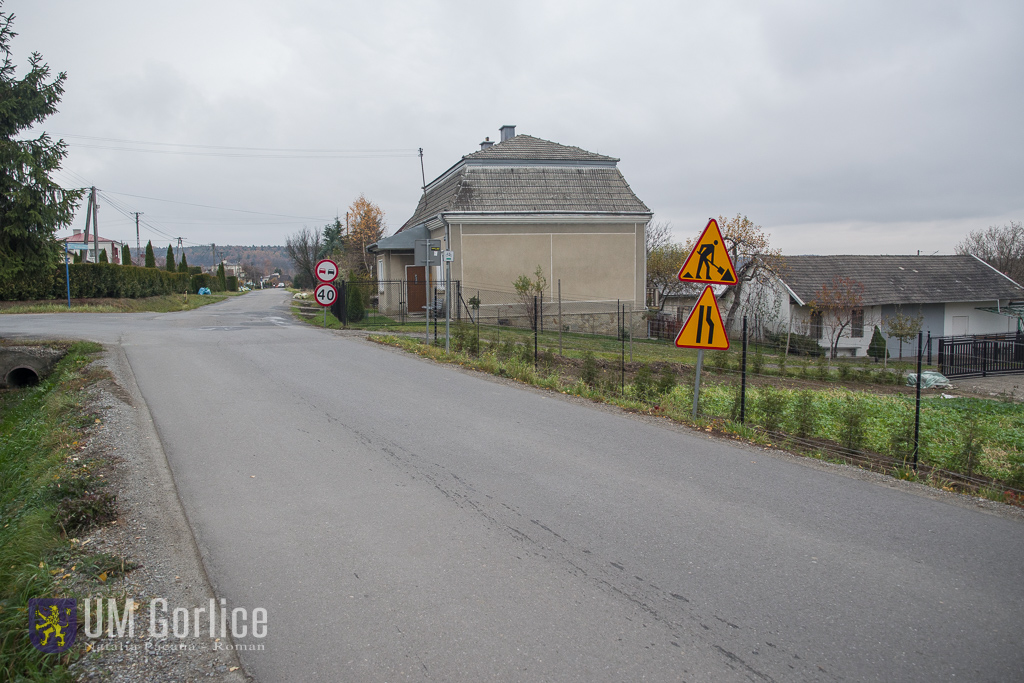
[69,345,253,683]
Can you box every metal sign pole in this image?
[425,257,430,343]
[65,241,71,309]
[692,350,704,420]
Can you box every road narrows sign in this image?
[315,258,339,283]
[674,285,730,350]
[677,218,737,285]
[314,283,337,307]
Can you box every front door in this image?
[406,266,427,315]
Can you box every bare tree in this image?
[955,221,1024,284]
[285,227,323,289]
[645,220,673,255]
[811,276,865,359]
[242,259,266,287]
[716,215,785,334]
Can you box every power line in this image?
[101,190,332,221]
[56,133,419,155]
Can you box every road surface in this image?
[4,290,1023,682]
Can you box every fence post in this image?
[926,330,931,366]
[693,350,704,420]
[982,340,988,377]
[533,295,538,370]
[558,279,563,356]
[913,331,922,471]
[740,316,748,423]
[433,287,438,343]
[619,300,624,394]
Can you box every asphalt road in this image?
[5,290,1023,682]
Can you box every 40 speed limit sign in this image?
[314,283,337,307]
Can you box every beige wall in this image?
[450,221,645,306]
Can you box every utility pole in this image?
[134,212,142,265]
[176,237,185,266]
[419,148,426,191]
[82,189,94,260]
[91,187,99,264]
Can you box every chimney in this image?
[499,124,516,142]
[73,229,81,236]
[479,136,493,150]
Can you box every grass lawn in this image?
[0,291,246,314]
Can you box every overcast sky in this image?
[13,0,1023,255]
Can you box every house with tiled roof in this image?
[368,125,651,322]
[60,229,126,264]
[727,254,1024,357]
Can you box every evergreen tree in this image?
[217,262,226,290]
[121,244,131,265]
[165,244,176,272]
[346,281,365,322]
[178,252,188,273]
[98,249,108,263]
[0,6,85,299]
[144,240,156,268]
[73,249,82,263]
[867,325,889,362]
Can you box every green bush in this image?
[867,325,889,362]
[840,397,866,450]
[581,351,599,387]
[226,275,238,292]
[656,364,677,395]
[765,331,824,357]
[144,241,156,268]
[793,390,818,438]
[121,244,132,265]
[346,282,366,322]
[758,386,787,432]
[51,263,189,298]
[632,364,655,403]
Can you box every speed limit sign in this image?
[314,283,337,307]
[315,259,339,283]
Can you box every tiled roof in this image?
[463,134,617,162]
[398,135,649,232]
[777,255,1024,306]
[62,233,120,243]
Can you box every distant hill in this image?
[178,245,293,275]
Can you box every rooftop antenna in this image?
[419,147,426,192]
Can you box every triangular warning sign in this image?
[675,285,730,350]
[677,218,737,286]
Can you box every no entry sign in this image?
[314,283,337,307]
[315,259,339,283]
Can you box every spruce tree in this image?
[0,7,85,299]
[177,252,188,273]
[867,325,889,362]
[98,249,108,263]
[144,240,156,268]
[165,245,176,272]
[121,244,131,265]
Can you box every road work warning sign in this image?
[677,218,736,285]
[674,285,730,350]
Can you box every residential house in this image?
[60,230,125,264]
[367,125,651,330]
[725,254,1024,357]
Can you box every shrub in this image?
[346,282,365,322]
[98,249,108,263]
[52,263,189,298]
[751,347,764,375]
[889,410,917,463]
[632,364,655,403]
[758,386,787,432]
[793,390,817,438]
[178,253,190,273]
[165,245,176,272]
[656,364,677,395]
[711,351,730,373]
[840,397,866,450]
[947,405,985,477]
[867,325,889,362]
[144,241,156,268]
[581,351,599,387]
[226,275,238,292]
[56,490,116,534]
[121,244,132,265]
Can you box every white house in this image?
[60,230,125,264]
[725,254,1024,358]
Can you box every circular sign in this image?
[314,283,337,307]
[315,259,339,283]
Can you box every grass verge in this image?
[0,291,245,314]
[0,341,131,682]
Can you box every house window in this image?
[851,308,864,338]
[810,311,823,339]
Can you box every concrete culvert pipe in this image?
[6,366,40,388]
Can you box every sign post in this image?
[64,242,89,309]
[675,218,738,419]
[414,240,442,342]
[314,258,339,328]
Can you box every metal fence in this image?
[937,332,1024,377]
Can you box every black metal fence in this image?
[937,332,1024,377]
